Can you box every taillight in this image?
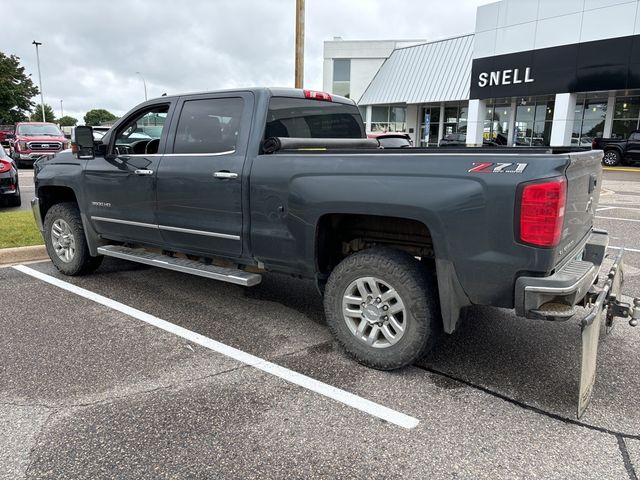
[304,90,332,102]
[0,159,12,174]
[518,177,566,247]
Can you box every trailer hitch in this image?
[606,295,639,328]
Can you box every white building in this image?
[323,0,640,147]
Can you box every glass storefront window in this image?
[417,106,441,146]
[615,96,640,120]
[483,103,511,145]
[514,96,554,146]
[370,105,406,133]
[611,120,638,139]
[573,94,607,146]
[612,95,640,138]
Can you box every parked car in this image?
[367,132,412,148]
[439,132,501,146]
[91,126,111,141]
[0,125,15,148]
[592,130,640,166]
[439,132,467,146]
[32,87,633,416]
[0,145,20,207]
[10,122,69,168]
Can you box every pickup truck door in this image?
[155,93,252,257]
[628,132,640,160]
[84,103,174,245]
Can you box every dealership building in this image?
[323,0,640,147]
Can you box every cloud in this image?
[3,0,490,123]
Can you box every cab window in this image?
[173,98,244,154]
[113,105,169,155]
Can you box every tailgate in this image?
[558,150,603,263]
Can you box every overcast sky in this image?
[4,0,491,123]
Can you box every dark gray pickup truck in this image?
[32,88,637,415]
[593,130,640,166]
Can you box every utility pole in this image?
[136,72,148,101]
[32,41,46,122]
[60,99,64,119]
[294,0,305,88]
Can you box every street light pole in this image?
[60,99,64,119]
[32,41,46,122]
[136,72,148,101]
[294,0,305,88]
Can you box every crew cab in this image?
[30,88,635,414]
[593,130,640,166]
[10,122,69,168]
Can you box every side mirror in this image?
[5,134,14,140]
[74,126,95,159]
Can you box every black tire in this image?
[602,150,621,167]
[7,187,21,207]
[323,247,441,370]
[44,202,103,276]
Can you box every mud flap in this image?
[577,252,625,419]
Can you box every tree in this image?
[84,109,117,126]
[58,115,78,127]
[0,52,39,124]
[30,103,56,123]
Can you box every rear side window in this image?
[174,98,244,154]
[265,97,365,139]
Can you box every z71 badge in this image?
[468,162,527,173]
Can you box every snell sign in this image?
[477,67,534,88]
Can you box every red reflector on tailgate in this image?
[519,178,566,247]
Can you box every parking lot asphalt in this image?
[1,169,639,479]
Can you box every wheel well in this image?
[316,214,433,275]
[38,186,78,220]
[604,147,622,155]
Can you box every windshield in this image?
[17,124,63,136]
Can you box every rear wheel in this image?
[7,186,21,207]
[602,150,621,166]
[44,202,103,275]
[323,247,441,370]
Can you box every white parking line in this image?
[12,264,419,430]
[597,206,640,212]
[609,246,640,254]
[596,216,640,223]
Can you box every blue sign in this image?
[424,112,431,143]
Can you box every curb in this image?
[0,245,47,265]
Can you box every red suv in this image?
[10,122,69,168]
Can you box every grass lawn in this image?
[0,210,44,248]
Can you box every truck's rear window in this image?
[265,97,365,139]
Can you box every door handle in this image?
[134,169,154,176]
[213,171,238,179]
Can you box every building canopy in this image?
[358,34,473,105]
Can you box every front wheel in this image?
[602,150,621,166]
[323,247,441,370]
[44,202,103,275]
